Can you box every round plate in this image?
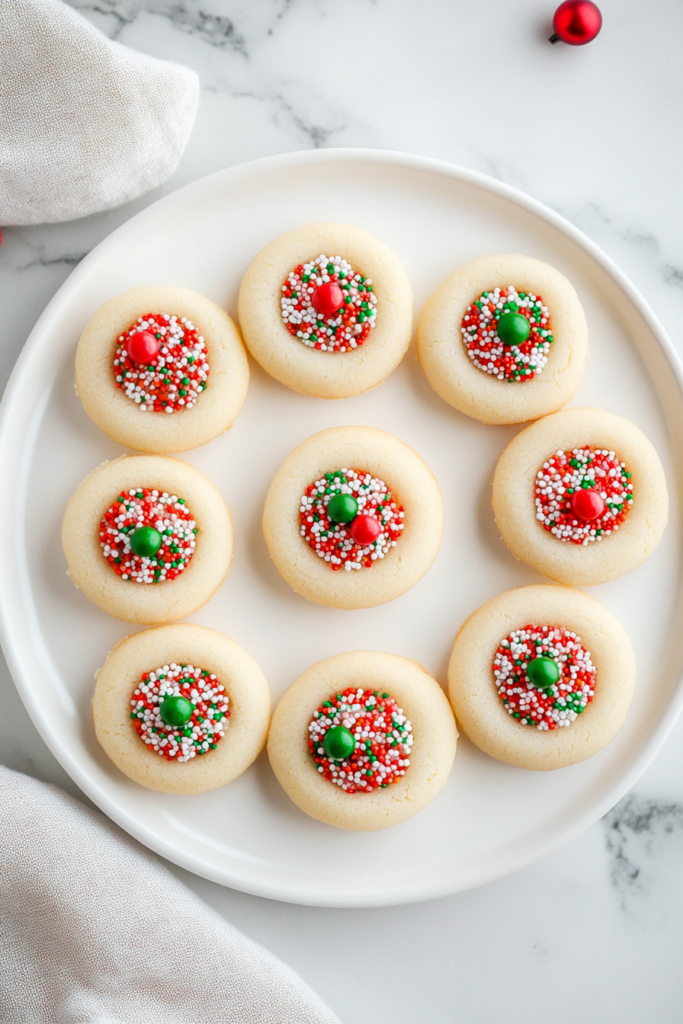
[2,150,682,908]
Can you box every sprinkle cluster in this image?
[308,687,413,792]
[280,255,378,351]
[493,625,596,730]
[535,447,634,545]
[113,312,209,413]
[299,469,404,571]
[461,286,553,382]
[100,488,197,583]
[130,663,230,761]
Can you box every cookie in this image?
[62,454,233,623]
[267,650,457,830]
[448,585,635,771]
[491,407,668,586]
[238,223,413,398]
[262,426,443,609]
[92,624,271,794]
[75,285,249,453]
[416,254,588,424]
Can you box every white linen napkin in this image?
[0,0,199,226]
[0,767,340,1024]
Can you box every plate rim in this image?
[2,147,683,907]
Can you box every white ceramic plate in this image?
[2,150,683,908]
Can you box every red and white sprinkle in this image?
[99,488,197,583]
[113,312,209,413]
[280,255,377,352]
[299,468,404,571]
[308,687,413,792]
[130,663,230,761]
[493,625,596,730]
[535,447,634,545]
[461,286,552,382]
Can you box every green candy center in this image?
[159,694,194,727]
[526,656,560,690]
[129,526,163,558]
[497,311,531,347]
[323,725,356,760]
[327,493,359,524]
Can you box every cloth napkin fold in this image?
[0,0,199,225]
[0,767,340,1024]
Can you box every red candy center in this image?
[535,446,634,545]
[126,330,160,364]
[570,489,605,521]
[311,282,345,316]
[350,513,382,545]
[299,468,404,572]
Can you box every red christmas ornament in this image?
[350,514,382,546]
[550,1,602,45]
[570,489,606,521]
[311,282,344,316]
[127,330,160,364]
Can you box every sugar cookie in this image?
[268,650,457,830]
[491,407,668,586]
[262,426,443,609]
[238,223,413,398]
[448,585,635,770]
[75,285,249,453]
[62,454,233,623]
[93,624,270,794]
[416,254,588,424]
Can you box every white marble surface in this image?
[3,1,683,1021]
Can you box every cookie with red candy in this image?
[263,426,443,609]
[491,407,668,586]
[238,223,412,399]
[75,285,249,453]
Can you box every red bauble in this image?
[550,1,602,45]
[311,282,344,316]
[127,330,159,364]
[350,514,381,546]
[570,489,605,522]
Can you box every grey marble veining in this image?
[604,794,683,912]
[73,0,251,55]
[3,1,683,1021]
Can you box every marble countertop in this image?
[2,1,683,1021]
